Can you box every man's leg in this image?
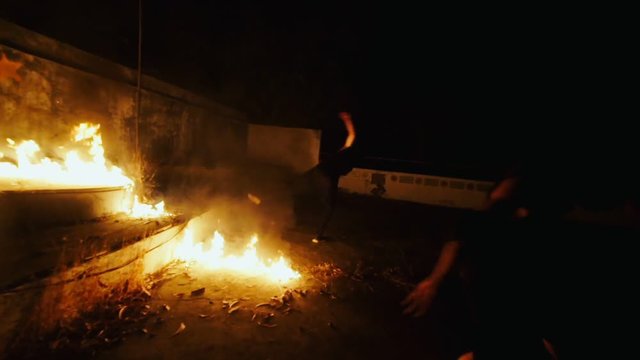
[315,177,338,240]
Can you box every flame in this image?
[129,195,169,218]
[0,122,169,219]
[1,123,132,189]
[173,225,301,283]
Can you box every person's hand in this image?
[401,277,440,317]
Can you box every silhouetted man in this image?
[293,112,359,240]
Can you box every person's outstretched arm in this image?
[338,112,356,149]
[402,240,461,317]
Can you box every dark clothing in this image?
[460,155,640,359]
[455,167,572,359]
[315,145,359,179]
[458,212,557,360]
[293,146,360,238]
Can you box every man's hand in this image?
[401,278,440,317]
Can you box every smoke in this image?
[155,159,298,240]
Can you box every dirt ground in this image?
[92,194,470,360]
[4,191,633,359]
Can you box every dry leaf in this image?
[257,322,277,328]
[118,306,128,320]
[228,306,240,315]
[190,287,205,296]
[247,193,261,205]
[282,290,293,304]
[171,322,186,337]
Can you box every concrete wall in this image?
[0,20,247,184]
[339,167,495,210]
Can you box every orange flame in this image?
[0,123,132,190]
[0,122,169,218]
[129,195,169,218]
[173,223,301,283]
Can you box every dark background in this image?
[0,1,631,181]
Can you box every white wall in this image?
[339,167,495,210]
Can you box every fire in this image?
[0,122,168,218]
[129,195,168,218]
[0,123,132,189]
[173,224,301,283]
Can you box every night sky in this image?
[0,1,632,181]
